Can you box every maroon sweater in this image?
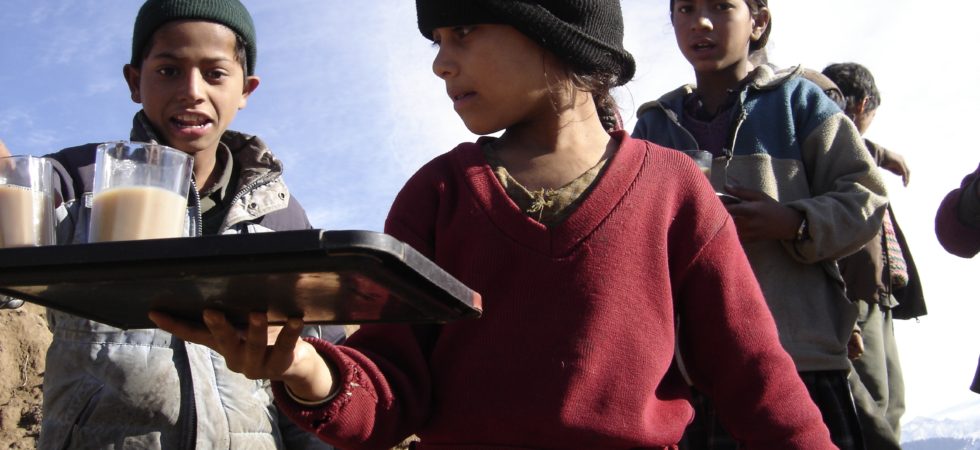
[274,132,833,449]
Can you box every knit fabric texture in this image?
[416,0,636,85]
[131,0,257,75]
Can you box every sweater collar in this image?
[456,130,645,256]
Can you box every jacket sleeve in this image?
[935,163,980,258]
[783,113,888,263]
[272,159,448,450]
[678,209,835,449]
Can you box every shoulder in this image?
[636,85,691,119]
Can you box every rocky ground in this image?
[0,303,50,448]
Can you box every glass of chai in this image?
[0,156,56,248]
[681,150,713,178]
[89,142,194,242]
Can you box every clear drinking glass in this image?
[0,156,56,247]
[89,141,194,242]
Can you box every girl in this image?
[632,1,888,449]
[154,1,835,448]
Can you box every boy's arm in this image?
[783,114,888,263]
[935,163,980,258]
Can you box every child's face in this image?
[123,20,259,157]
[671,0,766,75]
[430,24,565,135]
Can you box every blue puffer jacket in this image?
[39,113,344,450]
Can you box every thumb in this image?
[724,184,766,201]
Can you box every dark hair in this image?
[669,0,771,52]
[821,62,880,112]
[133,26,249,79]
[567,71,621,132]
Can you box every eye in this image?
[156,67,178,77]
[205,69,229,81]
[453,25,474,39]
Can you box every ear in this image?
[750,7,771,42]
[238,75,261,110]
[123,64,142,104]
[856,96,870,115]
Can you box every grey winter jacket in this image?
[39,114,343,450]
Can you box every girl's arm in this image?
[676,215,836,449]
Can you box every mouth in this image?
[691,39,716,52]
[448,89,476,105]
[170,112,213,130]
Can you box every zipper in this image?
[176,177,201,450]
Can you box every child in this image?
[632,1,888,449]
[823,62,925,449]
[154,0,835,448]
[40,0,343,448]
[935,163,980,395]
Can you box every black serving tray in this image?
[0,230,482,329]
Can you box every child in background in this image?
[154,0,835,448]
[40,0,343,448]
[631,1,887,449]
[935,163,980,395]
[824,61,926,449]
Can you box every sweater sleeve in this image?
[935,163,980,258]
[272,158,450,449]
[677,212,835,448]
[783,113,888,263]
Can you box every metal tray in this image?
[0,230,482,329]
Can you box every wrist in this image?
[281,340,338,402]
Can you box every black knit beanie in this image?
[416,0,636,86]
[131,0,257,75]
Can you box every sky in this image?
[2,0,979,427]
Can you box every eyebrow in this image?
[149,52,236,64]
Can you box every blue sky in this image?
[3,0,980,427]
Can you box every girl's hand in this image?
[149,309,337,402]
[723,184,804,243]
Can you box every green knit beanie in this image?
[131,0,257,75]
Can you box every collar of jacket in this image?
[636,64,804,120]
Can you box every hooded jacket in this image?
[633,65,888,372]
[39,114,343,450]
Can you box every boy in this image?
[40,1,342,448]
[824,62,926,449]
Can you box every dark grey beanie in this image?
[131,0,257,75]
[416,0,636,86]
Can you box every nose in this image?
[178,70,206,104]
[432,45,457,80]
[693,14,713,31]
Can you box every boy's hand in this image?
[879,149,910,186]
[723,185,804,243]
[149,310,337,402]
[847,330,864,360]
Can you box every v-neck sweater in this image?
[274,132,833,450]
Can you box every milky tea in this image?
[88,142,193,243]
[0,156,55,248]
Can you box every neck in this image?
[494,91,615,191]
[191,146,220,193]
[694,60,754,115]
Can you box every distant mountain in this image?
[902,437,979,450]
[902,397,980,447]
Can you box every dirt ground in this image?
[0,303,50,448]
